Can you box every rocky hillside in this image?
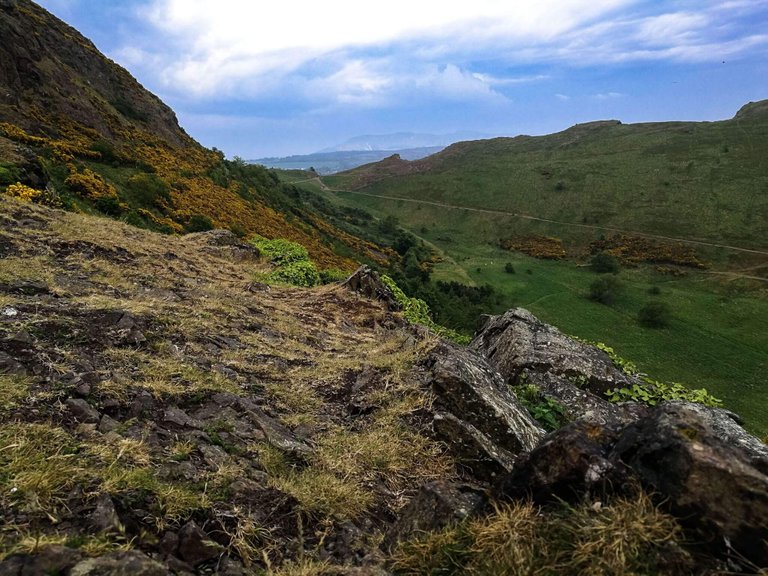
[1,195,766,575]
[0,0,391,270]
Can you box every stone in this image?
[163,407,202,429]
[425,343,545,455]
[433,411,516,480]
[0,545,83,576]
[493,420,628,504]
[239,397,311,456]
[177,521,225,566]
[69,551,170,576]
[613,402,768,567]
[98,414,120,434]
[90,494,122,533]
[472,308,635,395]
[384,481,485,550]
[523,370,648,427]
[342,266,401,311]
[65,398,100,424]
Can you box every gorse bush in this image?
[250,235,348,288]
[590,252,620,273]
[588,276,623,305]
[638,301,671,328]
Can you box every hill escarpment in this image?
[1,196,766,575]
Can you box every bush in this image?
[125,173,172,207]
[186,214,214,232]
[0,165,17,186]
[588,276,623,305]
[319,268,350,284]
[590,252,620,273]
[504,263,516,274]
[638,301,671,328]
[268,260,320,287]
[249,236,309,266]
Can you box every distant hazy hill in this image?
[327,103,768,249]
[321,131,489,152]
[251,146,445,174]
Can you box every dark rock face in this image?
[613,402,768,567]
[494,401,768,569]
[0,545,83,576]
[494,420,628,504]
[342,266,401,311]
[420,343,544,480]
[384,481,485,550]
[472,308,635,395]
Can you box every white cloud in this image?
[556,93,571,101]
[138,0,635,96]
[593,91,624,100]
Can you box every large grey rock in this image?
[523,370,648,427]
[432,411,516,480]
[0,545,83,576]
[426,343,544,456]
[472,308,635,395]
[177,521,224,566]
[613,402,768,567]
[239,397,312,456]
[65,398,100,424]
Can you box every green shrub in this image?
[515,385,568,431]
[125,173,171,207]
[607,378,722,408]
[638,301,671,328]
[0,165,17,186]
[249,235,310,265]
[186,214,215,232]
[504,263,516,274]
[267,260,321,287]
[319,268,350,284]
[588,276,623,305]
[590,252,620,273]
[381,275,470,345]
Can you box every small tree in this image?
[504,263,516,274]
[588,276,623,305]
[591,252,620,273]
[638,301,671,328]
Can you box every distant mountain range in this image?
[251,131,490,174]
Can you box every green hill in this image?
[326,103,768,252]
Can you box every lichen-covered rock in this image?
[523,370,648,427]
[383,481,485,550]
[425,343,545,457]
[493,420,628,504]
[0,545,83,576]
[472,308,635,394]
[613,402,768,567]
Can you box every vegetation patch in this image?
[499,235,566,260]
[390,493,681,576]
[590,234,708,269]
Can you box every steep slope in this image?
[0,0,390,269]
[327,103,768,250]
[1,196,766,574]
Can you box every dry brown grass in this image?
[390,493,682,576]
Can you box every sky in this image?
[35,0,768,158]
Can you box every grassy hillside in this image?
[296,105,768,435]
[327,101,768,252]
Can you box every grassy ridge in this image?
[326,102,768,251]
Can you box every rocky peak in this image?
[0,0,189,147]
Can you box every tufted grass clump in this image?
[390,493,681,576]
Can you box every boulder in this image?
[426,343,544,456]
[472,308,635,395]
[342,266,401,311]
[176,521,225,566]
[493,420,628,504]
[523,370,648,427]
[0,545,83,576]
[65,398,100,424]
[613,402,768,567]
